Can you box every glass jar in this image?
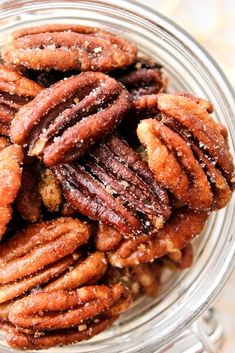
[0,1,234,352]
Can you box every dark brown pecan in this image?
[108,209,208,267]
[0,217,90,304]
[0,138,23,240]
[113,59,166,100]
[10,72,131,166]
[53,135,170,236]
[3,24,137,72]
[0,65,42,136]
[137,93,235,210]
[16,163,42,222]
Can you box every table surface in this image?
[137,1,235,352]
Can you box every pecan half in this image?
[95,222,123,252]
[137,94,235,210]
[0,65,42,136]
[16,163,42,222]
[108,209,208,267]
[11,72,131,166]
[53,135,170,236]
[3,24,137,72]
[113,58,166,100]
[166,243,194,270]
[0,217,90,303]
[0,138,23,240]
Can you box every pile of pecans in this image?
[0,24,234,350]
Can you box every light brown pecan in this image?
[95,223,123,252]
[0,138,23,240]
[108,209,208,267]
[165,243,194,270]
[53,135,170,236]
[10,72,131,166]
[0,65,42,136]
[16,163,42,222]
[106,261,162,298]
[3,24,137,72]
[39,168,62,212]
[5,316,117,350]
[137,93,235,210]
[0,217,90,303]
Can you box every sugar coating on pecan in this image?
[0,65,42,136]
[8,284,126,330]
[0,217,90,303]
[137,94,235,210]
[0,138,23,240]
[3,24,137,72]
[53,135,170,236]
[108,209,208,267]
[16,163,42,222]
[39,168,62,212]
[10,72,131,166]
[95,223,123,252]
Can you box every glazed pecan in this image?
[137,94,235,210]
[16,163,42,222]
[95,222,123,252]
[39,168,62,212]
[165,243,194,270]
[5,316,117,350]
[10,72,130,166]
[0,138,23,240]
[0,217,90,303]
[0,65,42,136]
[53,135,170,236]
[3,24,137,72]
[113,58,166,100]
[106,261,162,298]
[8,284,125,330]
[108,209,208,267]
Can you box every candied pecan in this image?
[106,261,162,298]
[16,163,42,222]
[0,217,90,303]
[137,94,235,210]
[60,202,77,216]
[0,65,42,136]
[53,135,170,236]
[95,223,123,252]
[8,284,126,330]
[5,316,117,350]
[166,243,194,269]
[11,72,131,166]
[108,209,208,267]
[113,59,166,100]
[39,168,62,212]
[0,138,23,240]
[3,24,137,72]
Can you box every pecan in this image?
[0,217,90,303]
[0,65,42,136]
[53,135,170,236]
[39,168,62,212]
[166,243,193,270]
[16,163,42,222]
[10,72,131,166]
[5,316,117,350]
[3,24,137,72]
[95,223,123,252]
[108,209,208,267]
[137,94,235,210]
[113,58,166,100]
[8,284,125,330]
[0,138,23,240]
[106,261,162,298]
